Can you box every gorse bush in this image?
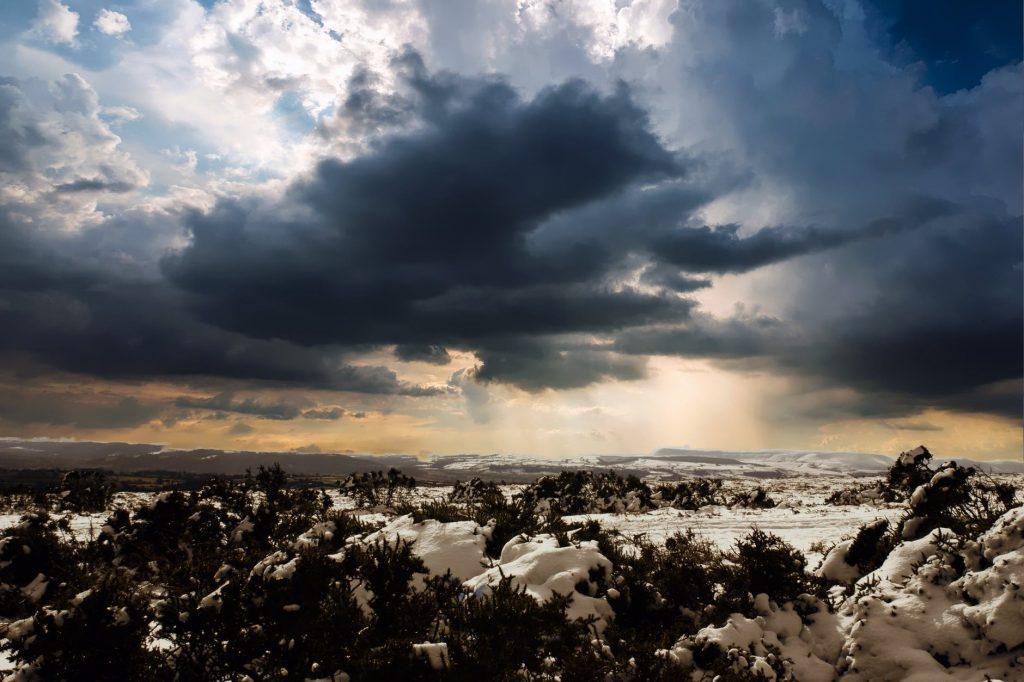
[719,529,812,612]
[0,466,622,680]
[819,447,1021,583]
[897,460,1018,542]
[512,471,778,516]
[340,468,417,508]
[521,470,656,515]
[654,478,725,509]
[727,486,778,509]
[879,445,936,502]
[448,477,503,505]
[56,469,115,513]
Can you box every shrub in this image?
[441,574,595,679]
[3,568,162,681]
[0,512,85,619]
[898,461,1019,541]
[448,477,504,505]
[56,469,114,512]
[521,470,656,516]
[655,478,725,509]
[879,445,934,502]
[340,468,416,508]
[825,485,874,506]
[843,518,896,575]
[729,486,778,509]
[719,529,810,614]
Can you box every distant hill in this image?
[0,438,1020,481]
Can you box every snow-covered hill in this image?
[1,438,1020,480]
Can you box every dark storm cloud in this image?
[780,214,1023,418]
[174,393,305,420]
[647,197,953,274]
[474,339,647,392]
[586,0,1023,421]
[0,391,160,429]
[0,208,442,397]
[1,26,1020,422]
[52,177,138,193]
[164,61,897,391]
[617,213,1023,420]
[638,265,711,293]
[614,310,782,360]
[302,407,346,420]
[394,344,452,365]
[164,74,684,348]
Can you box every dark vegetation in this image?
[0,450,1018,680]
[833,446,1019,580]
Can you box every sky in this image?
[0,0,1020,460]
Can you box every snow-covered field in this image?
[0,477,903,558]
[2,465,1022,680]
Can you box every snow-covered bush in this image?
[0,513,83,620]
[729,486,779,509]
[447,477,503,505]
[400,484,548,557]
[878,445,936,502]
[898,460,1018,542]
[56,469,113,513]
[654,478,725,509]
[719,529,815,615]
[339,468,416,508]
[824,484,878,506]
[3,569,159,680]
[521,470,657,516]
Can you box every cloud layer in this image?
[0,0,1019,448]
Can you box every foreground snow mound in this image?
[362,515,491,585]
[660,506,1024,681]
[658,594,840,682]
[839,510,1024,681]
[464,534,614,631]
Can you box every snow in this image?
[653,504,1024,681]
[564,503,899,561]
[464,534,614,631]
[19,574,47,604]
[817,540,861,583]
[659,595,838,682]
[199,580,229,611]
[361,515,490,584]
[412,642,450,670]
[230,516,254,543]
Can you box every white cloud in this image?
[101,105,142,123]
[94,9,132,37]
[514,0,677,62]
[0,73,148,228]
[32,0,79,46]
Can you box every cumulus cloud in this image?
[93,9,131,37]
[0,74,148,227]
[32,0,79,46]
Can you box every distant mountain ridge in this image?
[0,438,1020,481]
